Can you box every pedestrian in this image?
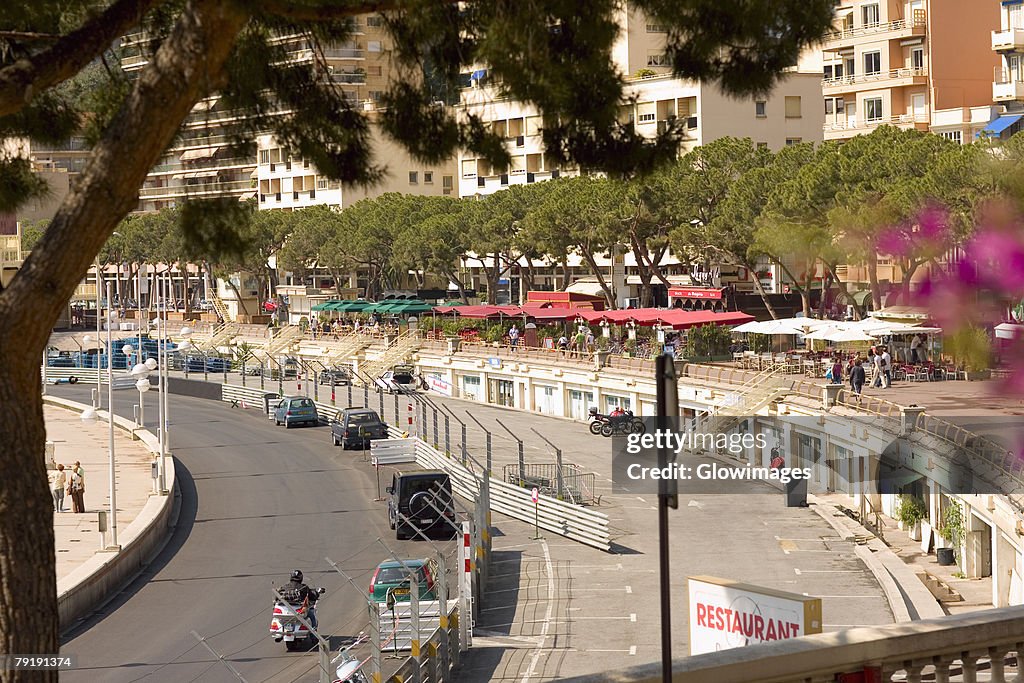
[69,461,85,513]
[585,329,595,354]
[910,334,922,364]
[508,324,519,351]
[573,328,586,358]
[871,349,883,388]
[829,357,844,383]
[557,334,568,357]
[50,464,66,513]
[850,359,866,403]
[881,346,892,388]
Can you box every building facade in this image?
[821,0,1000,142]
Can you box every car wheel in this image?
[285,421,292,429]
[389,513,396,530]
[332,434,339,446]
[285,640,300,652]
[396,523,409,540]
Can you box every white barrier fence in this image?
[371,438,417,465]
[378,601,443,652]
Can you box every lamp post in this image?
[130,361,151,428]
[105,281,119,549]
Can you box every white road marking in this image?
[521,540,554,683]
[629,645,637,656]
[625,585,632,594]
[630,613,637,622]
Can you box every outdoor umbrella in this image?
[804,327,878,343]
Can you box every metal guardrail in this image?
[503,462,598,506]
[413,440,611,551]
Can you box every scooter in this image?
[270,587,326,652]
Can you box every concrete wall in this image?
[929,0,1001,111]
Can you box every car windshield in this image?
[347,412,379,426]
[376,566,425,584]
[404,477,449,497]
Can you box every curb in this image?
[807,493,945,622]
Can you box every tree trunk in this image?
[900,258,924,305]
[867,250,882,310]
[580,250,616,309]
[560,258,571,291]
[0,2,248,669]
[748,265,779,320]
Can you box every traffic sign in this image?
[530,487,539,503]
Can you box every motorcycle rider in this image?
[609,405,627,422]
[283,569,321,630]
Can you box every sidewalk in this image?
[46,404,156,581]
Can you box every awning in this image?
[238,192,256,202]
[979,114,1022,137]
[565,281,607,298]
[179,147,217,161]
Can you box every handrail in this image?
[822,67,927,89]
[823,14,926,42]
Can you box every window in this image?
[755,100,767,117]
[823,65,833,81]
[638,112,656,123]
[836,98,845,113]
[785,138,802,146]
[784,96,801,118]
[862,3,879,27]
[424,171,433,184]
[316,177,328,190]
[834,63,844,78]
[825,99,834,115]
[368,65,383,77]
[442,175,453,195]
[646,23,667,33]
[864,51,881,75]
[911,47,924,70]
[940,130,963,144]
[366,15,383,27]
[367,40,382,52]
[865,97,883,122]
[369,90,384,102]
[408,171,418,184]
[646,53,668,67]
[756,142,769,149]
[259,150,270,165]
[844,57,855,77]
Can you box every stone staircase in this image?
[319,332,373,368]
[256,325,305,361]
[357,330,423,384]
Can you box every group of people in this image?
[825,345,894,403]
[48,461,85,513]
[555,326,597,357]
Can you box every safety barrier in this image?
[370,438,417,465]
[413,439,612,551]
[220,384,270,410]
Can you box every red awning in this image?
[656,310,754,330]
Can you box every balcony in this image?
[822,67,928,94]
[992,28,1024,51]
[139,179,254,200]
[823,112,929,139]
[994,69,1024,101]
[822,12,926,50]
[330,71,366,85]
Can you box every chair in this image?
[914,366,930,382]
[733,352,745,368]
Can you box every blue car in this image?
[273,396,319,428]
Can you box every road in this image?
[55,385,447,683]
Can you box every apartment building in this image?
[456,7,824,198]
[122,17,404,212]
[989,0,1024,139]
[254,124,456,211]
[820,0,999,142]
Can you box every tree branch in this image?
[0,0,167,118]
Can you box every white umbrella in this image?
[802,323,846,341]
[823,328,878,343]
[732,321,764,333]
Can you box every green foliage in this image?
[938,498,965,562]
[895,495,928,528]
[685,323,732,359]
[945,325,991,372]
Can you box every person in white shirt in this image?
[872,351,883,388]
[910,334,922,363]
[881,348,892,387]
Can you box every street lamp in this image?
[130,362,151,428]
[83,334,100,408]
[105,281,119,549]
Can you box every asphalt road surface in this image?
[55,386,446,683]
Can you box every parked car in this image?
[330,407,387,448]
[319,367,351,386]
[368,558,441,604]
[273,396,319,428]
[387,470,458,540]
[375,364,422,393]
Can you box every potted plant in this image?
[936,499,964,567]
[623,339,637,358]
[895,495,927,541]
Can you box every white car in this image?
[375,368,420,393]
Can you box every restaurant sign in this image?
[668,287,723,300]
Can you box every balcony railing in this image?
[822,66,927,89]
[139,179,254,199]
[824,11,926,44]
[564,605,1024,683]
[330,72,366,84]
[992,27,1024,51]
[824,112,928,133]
[993,73,1024,101]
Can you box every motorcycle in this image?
[599,410,645,437]
[270,587,326,652]
[333,633,369,683]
